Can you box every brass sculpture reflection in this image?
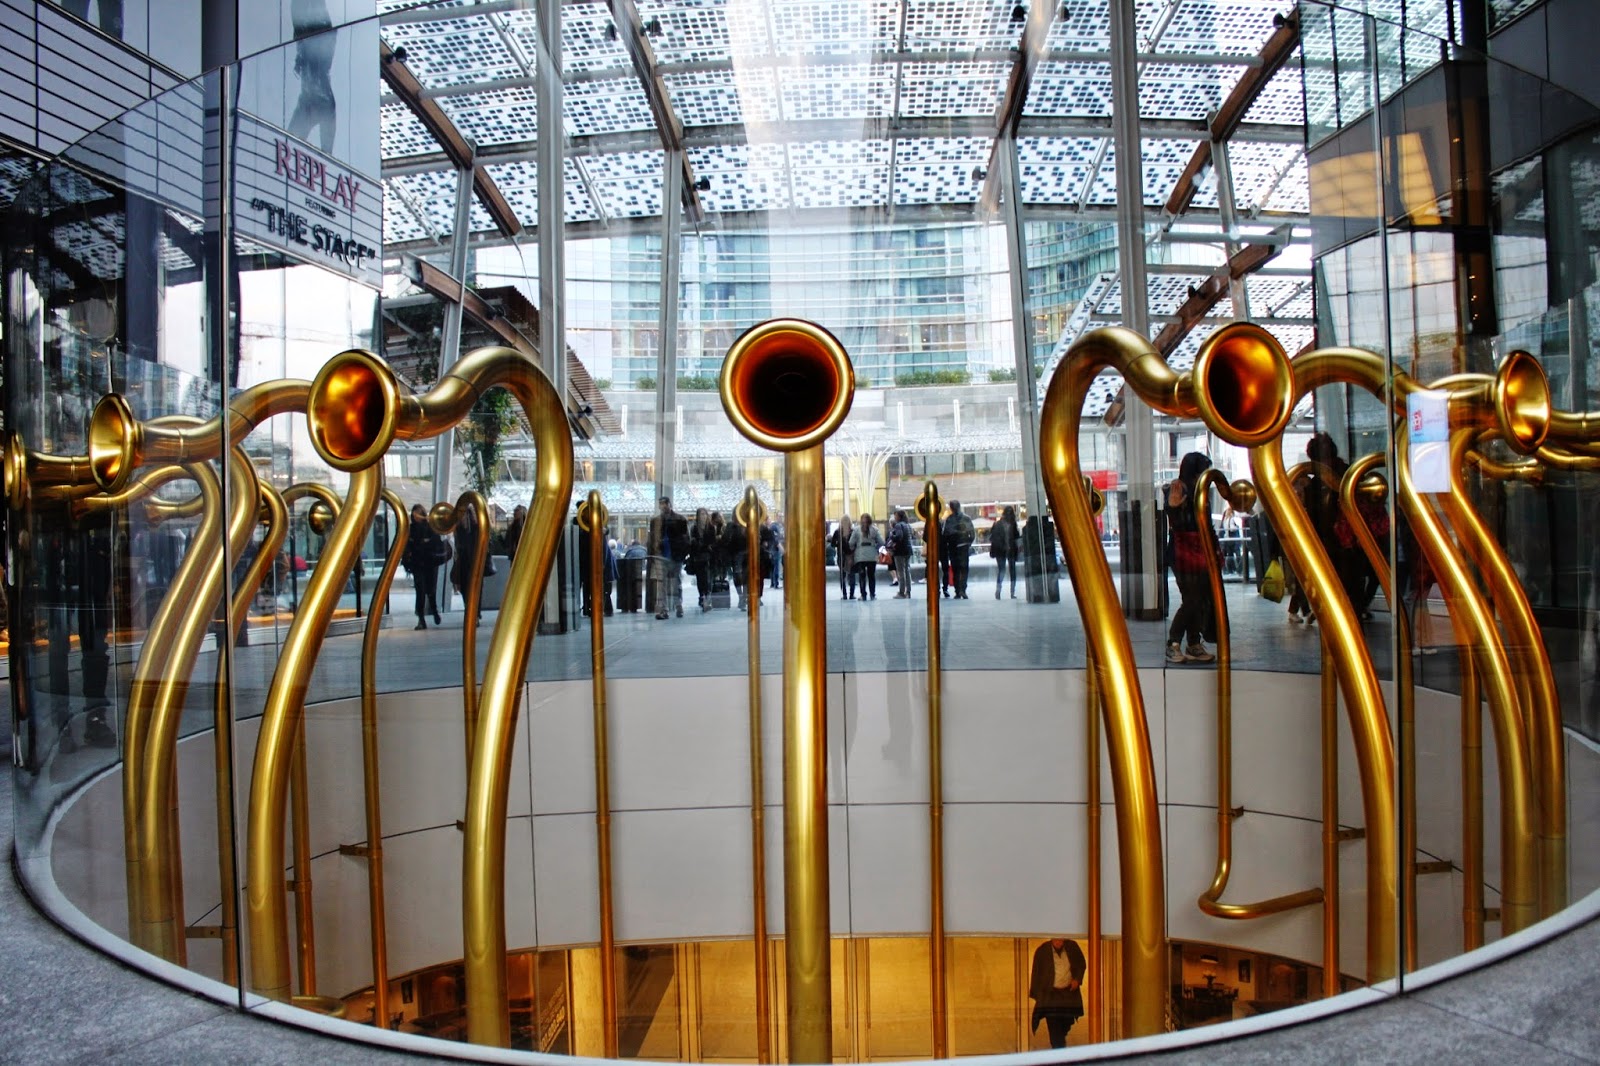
[426,492,491,765]
[720,318,854,1064]
[735,485,774,1064]
[914,480,948,1056]
[1039,324,1292,1034]
[1294,350,1542,939]
[293,345,573,1044]
[578,491,620,1057]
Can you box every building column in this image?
[1110,0,1161,619]
[1212,138,1251,318]
[430,164,474,514]
[996,136,1048,528]
[653,150,685,506]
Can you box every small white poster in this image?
[1408,389,1451,493]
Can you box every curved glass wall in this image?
[6,0,1600,1059]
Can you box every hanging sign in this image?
[1407,389,1451,493]
[232,117,383,288]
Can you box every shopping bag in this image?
[1260,558,1286,603]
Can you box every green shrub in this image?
[593,377,612,390]
[635,375,657,389]
[988,367,1016,383]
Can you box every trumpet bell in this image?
[309,349,401,471]
[1192,323,1295,447]
[1494,350,1551,455]
[720,319,854,452]
[89,393,137,493]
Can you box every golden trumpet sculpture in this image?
[720,318,854,1064]
[1040,324,1292,1034]
[734,485,774,1064]
[291,345,573,1044]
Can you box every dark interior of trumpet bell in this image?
[6,0,1600,1063]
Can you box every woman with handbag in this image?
[1165,452,1216,663]
[848,512,885,601]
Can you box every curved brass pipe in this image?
[735,486,773,1064]
[248,462,377,1003]
[86,380,313,494]
[292,347,572,1043]
[1085,481,1104,1044]
[1465,447,1543,485]
[278,482,348,997]
[913,480,948,1057]
[358,488,408,1028]
[1335,454,1419,967]
[3,432,106,509]
[1196,471,1325,921]
[1041,324,1291,1033]
[208,478,289,985]
[720,319,853,1063]
[1435,354,1565,916]
[428,493,490,765]
[577,491,619,1057]
[1290,346,1537,940]
[136,447,259,962]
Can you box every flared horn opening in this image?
[1495,350,1551,455]
[1192,323,1295,447]
[720,319,855,452]
[89,394,137,493]
[308,349,400,471]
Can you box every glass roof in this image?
[376,0,1338,245]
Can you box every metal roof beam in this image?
[382,116,1304,177]
[1165,9,1301,216]
[976,3,1059,213]
[605,0,703,224]
[379,40,523,238]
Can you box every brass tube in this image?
[247,465,378,1003]
[136,447,259,961]
[1394,428,1539,934]
[211,479,290,985]
[1321,638,1340,998]
[289,719,316,996]
[293,346,574,1040]
[428,492,490,766]
[1291,348,1538,937]
[359,488,408,1028]
[1462,657,1484,950]
[1195,471,1324,920]
[915,481,947,1058]
[279,483,347,1000]
[579,491,619,1058]
[1336,454,1417,968]
[719,319,855,1063]
[86,381,313,495]
[1040,324,1292,1033]
[1085,643,1102,1044]
[737,486,773,1064]
[1444,429,1563,917]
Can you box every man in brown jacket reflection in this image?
[1028,937,1086,1048]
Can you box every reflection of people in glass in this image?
[1028,937,1086,1049]
[44,510,116,751]
[288,0,337,153]
[60,0,124,38]
[402,504,445,629]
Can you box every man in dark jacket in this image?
[942,500,976,599]
[648,496,689,619]
[1028,937,1086,1049]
